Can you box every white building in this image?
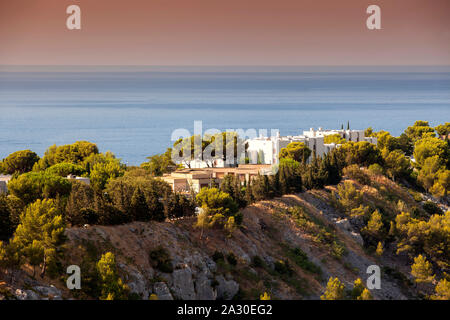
[246,127,377,165]
[0,175,13,194]
[66,174,91,185]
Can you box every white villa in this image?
[246,127,377,165]
[176,126,377,168]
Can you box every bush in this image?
[212,251,224,262]
[287,247,322,275]
[149,247,173,273]
[274,259,293,276]
[251,255,265,268]
[368,163,384,176]
[422,201,444,215]
[343,165,371,185]
[226,252,237,266]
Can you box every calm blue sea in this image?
[0,70,449,165]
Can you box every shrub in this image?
[226,252,237,266]
[251,255,265,268]
[286,247,322,275]
[212,251,224,262]
[343,165,371,185]
[368,163,384,176]
[422,201,444,215]
[274,259,293,276]
[149,247,173,273]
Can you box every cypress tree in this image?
[131,187,149,221]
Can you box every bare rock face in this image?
[153,282,173,300]
[119,263,150,300]
[195,274,216,300]
[171,267,196,300]
[34,285,62,300]
[215,275,239,300]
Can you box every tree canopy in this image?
[1,150,39,174]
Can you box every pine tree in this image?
[358,288,373,300]
[260,292,271,300]
[97,252,129,300]
[224,216,237,238]
[131,187,149,221]
[321,277,345,300]
[195,206,211,240]
[244,182,254,205]
[411,254,435,283]
[433,279,450,300]
[270,171,281,197]
[364,210,384,239]
[11,199,65,277]
[376,242,384,257]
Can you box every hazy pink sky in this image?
[1,0,449,65]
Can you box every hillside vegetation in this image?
[0,121,449,300]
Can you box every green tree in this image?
[278,158,303,193]
[220,174,247,208]
[97,252,129,300]
[436,170,450,198]
[164,192,195,219]
[417,156,442,191]
[382,149,412,181]
[11,199,65,276]
[141,148,177,176]
[224,216,237,238]
[405,121,436,142]
[105,172,169,222]
[7,171,72,204]
[130,187,149,221]
[376,242,384,257]
[260,292,271,300]
[433,279,450,300]
[34,141,99,171]
[411,254,435,283]
[321,277,345,300]
[1,150,39,174]
[0,195,13,241]
[434,122,450,139]
[195,206,211,240]
[351,278,372,300]
[337,182,363,213]
[45,162,86,177]
[337,141,382,167]
[196,188,238,217]
[65,181,97,226]
[279,142,312,163]
[413,137,449,169]
[90,156,126,191]
[364,210,384,239]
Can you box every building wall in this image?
[0,181,7,194]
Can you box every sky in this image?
[1,0,450,66]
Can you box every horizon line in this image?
[1,65,450,73]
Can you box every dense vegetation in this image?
[0,121,449,300]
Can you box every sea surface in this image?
[0,69,449,165]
